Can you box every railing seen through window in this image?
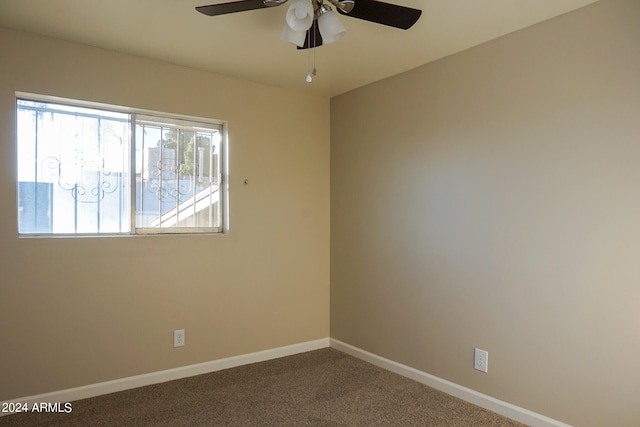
[17,98,227,235]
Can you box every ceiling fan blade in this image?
[196,0,269,16]
[338,0,421,30]
[297,21,323,50]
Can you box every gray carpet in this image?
[1,348,526,426]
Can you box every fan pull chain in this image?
[306,24,317,83]
[306,46,313,82]
[313,46,317,76]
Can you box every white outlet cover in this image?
[474,348,488,372]
[174,329,185,347]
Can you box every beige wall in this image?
[0,28,330,400]
[330,1,640,426]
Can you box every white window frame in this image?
[16,93,229,237]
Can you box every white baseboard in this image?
[330,338,572,427]
[1,338,330,416]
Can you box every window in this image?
[16,96,227,236]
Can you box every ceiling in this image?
[0,0,599,97]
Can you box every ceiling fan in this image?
[195,0,422,50]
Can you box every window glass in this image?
[135,115,223,231]
[16,97,226,236]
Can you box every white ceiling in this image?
[0,0,599,97]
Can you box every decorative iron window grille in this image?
[16,97,227,236]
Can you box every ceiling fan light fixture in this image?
[280,23,307,47]
[327,0,354,14]
[285,0,314,32]
[316,5,346,44]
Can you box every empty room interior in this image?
[1,0,639,426]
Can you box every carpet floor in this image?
[1,348,527,426]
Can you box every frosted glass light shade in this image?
[285,0,314,32]
[280,23,307,47]
[317,10,346,44]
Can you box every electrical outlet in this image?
[474,348,488,373]
[174,329,185,347]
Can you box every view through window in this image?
[17,97,227,235]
